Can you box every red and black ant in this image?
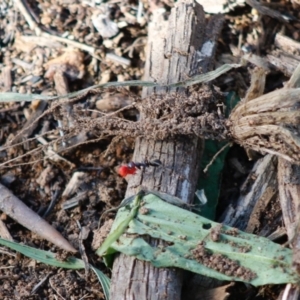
[118,159,162,177]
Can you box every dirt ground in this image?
[0,0,300,299]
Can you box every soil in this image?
[0,0,300,299]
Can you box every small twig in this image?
[42,32,96,56]
[57,120,66,148]
[36,136,75,168]
[31,273,51,295]
[0,247,16,257]
[78,294,90,300]
[76,221,90,275]
[49,276,66,300]
[0,134,107,169]
[62,192,88,210]
[285,62,300,89]
[14,0,99,58]
[123,37,146,58]
[106,53,131,66]
[0,159,47,169]
[243,66,268,102]
[54,70,73,148]
[0,145,43,168]
[203,143,231,173]
[245,0,292,22]
[86,102,137,121]
[0,129,55,152]
[137,0,144,24]
[282,284,292,300]
[0,105,20,113]
[87,109,130,122]
[9,100,48,146]
[2,66,12,92]
[42,187,60,218]
[14,0,41,35]
[62,172,87,198]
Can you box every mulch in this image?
[0,0,299,299]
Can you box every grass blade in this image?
[90,265,111,300]
[0,238,111,298]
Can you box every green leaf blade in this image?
[98,193,298,286]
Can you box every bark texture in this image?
[110,1,224,299]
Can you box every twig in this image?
[42,188,60,218]
[282,284,292,300]
[137,0,144,24]
[106,53,131,66]
[42,32,99,59]
[14,0,41,35]
[14,0,99,58]
[31,273,51,295]
[62,192,88,210]
[54,70,73,148]
[245,0,292,22]
[0,134,107,169]
[62,172,87,198]
[8,100,48,146]
[0,247,16,257]
[203,143,230,173]
[49,276,66,300]
[76,221,90,275]
[0,145,43,168]
[93,102,137,118]
[36,136,75,168]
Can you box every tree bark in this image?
[110,1,224,299]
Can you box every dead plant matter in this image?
[72,83,300,165]
[229,88,300,164]
[74,85,229,141]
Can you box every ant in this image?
[118,159,162,177]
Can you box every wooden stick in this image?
[109,1,224,298]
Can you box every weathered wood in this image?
[220,64,280,232]
[278,159,300,300]
[109,1,224,299]
[220,154,278,231]
[275,33,300,54]
[278,159,300,239]
[277,62,300,300]
[267,50,300,77]
[267,33,300,77]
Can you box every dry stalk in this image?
[229,87,300,164]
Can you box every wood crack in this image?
[109,1,224,299]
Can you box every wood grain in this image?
[109,1,224,299]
